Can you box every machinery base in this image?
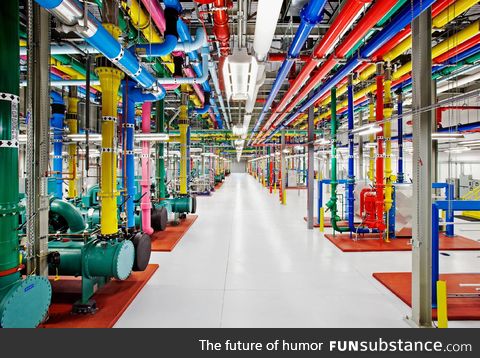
[72,299,98,315]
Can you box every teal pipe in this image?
[50,198,87,234]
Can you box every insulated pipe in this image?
[134,28,207,57]
[264,0,437,140]
[258,0,397,142]
[374,63,385,232]
[156,100,167,200]
[49,198,86,234]
[66,88,79,198]
[140,102,153,235]
[383,66,394,215]
[367,94,375,183]
[35,0,165,98]
[95,25,124,236]
[141,0,167,34]
[209,61,230,128]
[250,0,327,140]
[156,47,210,85]
[121,0,176,74]
[253,0,284,61]
[179,93,189,195]
[396,89,404,183]
[50,91,65,199]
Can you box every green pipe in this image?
[325,88,349,233]
[50,198,87,234]
[52,54,98,80]
[48,239,134,280]
[156,100,167,199]
[0,0,51,328]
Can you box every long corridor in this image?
[115,174,480,328]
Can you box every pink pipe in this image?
[163,83,180,91]
[141,0,166,34]
[184,67,205,104]
[140,102,154,235]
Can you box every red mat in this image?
[325,233,480,252]
[373,272,480,320]
[151,215,198,252]
[41,264,159,328]
[214,181,224,190]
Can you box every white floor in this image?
[115,173,480,328]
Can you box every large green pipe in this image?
[325,87,349,233]
[0,0,51,328]
[48,239,134,280]
[50,198,87,234]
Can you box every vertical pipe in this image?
[375,62,385,232]
[95,24,124,236]
[50,92,65,198]
[122,82,135,230]
[347,74,355,232]
[0,0,22,287]
[367,94,375,183]
[66,87,79,197]
[141,102,153,235]
[307,94,314,230]
[432,203,439,308]
[179,92,189,195]
[156,100,166,199]
[396,88,404,183]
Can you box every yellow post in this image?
[66,93,79,198]
[282,189,287,205]
[179,92,189,195]
[319,207,324,232]
[96,23,124,236]
[436,280,448,328]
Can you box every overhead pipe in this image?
[50,91,65,199]
[258,0,397,143]
[35,0,167,98]
[209,61,230,129]
[276,1,470,137]
[249,0,327,143]
[264,0,438,140]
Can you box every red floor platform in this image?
[325,233,480,252]
[41,264,159,328]
[151,215,198,252]
[373,272,480,320]
[214,181,224,190]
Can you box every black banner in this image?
[1,328,479,357]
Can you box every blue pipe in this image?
[268,0,436,139]
[249,0,327,139]
[397,88,404,183]
[50,91,65,199]
[444,43,480,65]
[35,0,166,98]
[133,35,178,57]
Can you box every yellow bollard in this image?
[436,280,448,328]
[282,189,287,205]
[319,207,324,232]
[274,182,277,194]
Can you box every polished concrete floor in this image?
[115,173,480,328]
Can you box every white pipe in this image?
[20,43,99,55]
[20,79,101,87]
[209,61,230,129]
[253,0,283,61]
[437,70,480,94]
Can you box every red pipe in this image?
[373,0,455,61]
[434,33,480,64]
[263,0,397,134]
[268,53,311,62]
[374,68,385,232]
[259,0,372,133]
[213,0,231,57]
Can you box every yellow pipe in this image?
[50,58,103,92]
[383,68,394,213]
[122,0,174,73]
[359,0,480,81]
[96,23,124,236]
[66,96,79,198]
[433,0,480,29]
[394,20,480,80]
[179,99,189,195]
